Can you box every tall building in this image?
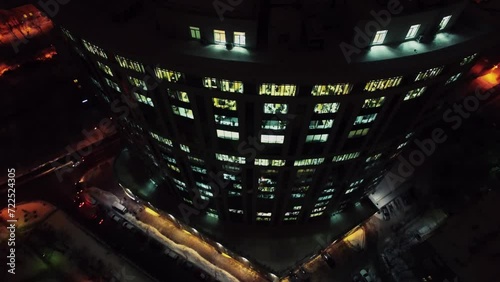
[53,0,500,274]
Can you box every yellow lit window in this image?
[311,84,352,96]
[213,98,237,111]
[415,67,444,82]
[203,77,243,93]
[97,61,113,77]
[404,87,426,101]
[167,89,190,103]
[313,103,339,114]
[364,76,402,92]
[115,55,144,73]
[214,30,226,44]
[259,84,297,96]
[348,128,370,138]
[128,76,147,91]
[155,67,184,83]
[172,106,194,119]
[234,31,246,46]
[362,97,385,108]
[82,39,107,59]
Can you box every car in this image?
[359,269,373,282]
[108,211,122,223]
[322,252,336,269]
[352,274,363,282]
[166,250,179,260]
[122,221,134,230]
[381,207,390,221]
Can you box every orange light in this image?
[145,207,160,217]
[221,252,232,259]
[183,230,192,235]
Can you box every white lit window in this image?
[445,73,462,85]
[188,156,204,164]
[191,166,206,174]
[285,211,300,216]
[257,212,272,217]
[372,30,388,45]
[365,153,382,162]
[348,128,370,138]
[259,84,297,96]
[404,87,427,101]
[234,31,246,46]
[293,205,302,210]
[256,216,271,221]
[104,78,120,92]
[155,67,184,82]
[460,53,478,66]
[82,39,107,59]
[305,134,329,143]
[203,77,243,93]
[350,179,364,187]
[228,191,241,196]
[397,141,408,150]
[311,84,352,96]
[314,103,339,114]
[213,98,237,111]
[439,15,452,31]
[215,115,238,126]
[254,159,286,166]
[257,194,275,199]
[196,182,211,190]
[180,144,190,153]
[363,97,385,108]
[172,106,194,119]
[315,201,329,207]
[312,207,326,213]
[310,212,324,217]
[261,134,285,144]
[291,193,305,198]
[294,158,325,166]
[264,103,288,114]
[415,66,444,81]
[97,61,113,77]
[284,217,298,221]
[150,132,173,146]
[214,29,226,44]
[262,120,287,130]
[190,26,200,39]
[318,195,333,201]
[309,119,334,129]
[134,92,154,107]
[217,129,239,140]
[332,152,359,162]
[207,212,218,219]
[167,89,190,103]
[215,153,245,164]
[115,55,144,73]
[405,24,420,39]
[229,209,243,214]
[354,114,377,125]
[129,76,147,91]
[323,188,335,194]
[364,77,402,92]
[345,187,357,194]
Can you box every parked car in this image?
[381,207,390,221]
[322,252,336,269]
[122,221,135,231]
[359,269,373,282]
[108,211,122,222]
[164,249,179,260]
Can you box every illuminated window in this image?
[257,212,272,217]
[191,166,206,174]
[350,179,364,187]
[415,66,444,81]
[256,216,271,221]
[294,158,325,166]
[188,156,205,164]
[207,212,218,219]
[115,55,144,73]
[262,120,287,130]
[439,15,452,31]
[305,134,329,143]
[445,73,462,85]
[315,201,329,207]
[460,53,478,66]
[134,92,154,107]
[264,103,288,114]
[348,128,369,138]
[284,217,298,221]
[196,182,211,190]
[259,84,297,96]
[297,168,315,176]
[190,26,200,39]
[104,78,120,92]
[318,195,333,201]
[228,191,241,196]
[261,134,285,144]
[97,61,113,77]
[214,29,226,44]
[150,132,173,146]
[203,77,243,93]
[363,97,385,108]
[215,115,238,127]
[61,27,76,41]
[129,76,147,91]
[285,211,300,216]
[167,89,190,103]
[397,141,408,150]
[172,106,194,119]
[82,39,107,59]
[354,114,377,125]
[293,206,302,210]
[234,31,246,46]
[215,153,245,164]
[213,98,237,111]
[404,87,427,101]
[323,188,335,194]
[180,144,190,153]
[168,163,180,173]
[332,152,359,162]
[155,68,184,83]
[229,209,243,214]
[309,119,333,129]
[405,24,420,39]
[372,30,388,45]
[258,186,275,192]
[254,159,286,166]
[257,194,275,199]
[216,129,239,140]
[311,84,352,96]
[314,103,339,114]
[364,76,402,92]
[365,153,382,162]
[292,193,305,198]
[345,187,357,194]
[312,207,326,213]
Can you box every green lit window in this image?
[460,53,478,66]
[354,114,377,125]
[315,201,329,207]
[305,134,328,143]
[155,67,184,83]
[293,206,302,210]
[259,84,297,96]
[405,24,420,39]
[229,209,243,214]
[291,193,305,198]
[188,156,204,164]
[150,132,173,146]
[215,153,245,164]
[262,120,287,130]
[372,30,387,45]
[134,92,154,107]
[332,152,359,162]
[363,97,385,108]
[438,15,451,30]
[61,27,76,41]
[257,194,275,199]
[318,195,332,201]
[190,26,200,39]
[264,103,288,114]
[404,87,426,101]
[167,89,190,103]
[311,84,352,96]
[172,106,194,119]
[365,153,382,162]
[309,119,333,129]
[213,98,237,111]
[216,129,239,140]
[415,66,444,81]
[214,29,226,44]
[191,166,206,174]
[364,76,402,92]
[180,144,190,152]
[82,39,107,59]
[129,76,147,91]
[348,128,369,138]
[215,115,238,126]
[104,78,120,92]
[115,55,144,73]
[445,73,462,85]
[97,61,113,77]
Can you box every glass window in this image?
[215,115,238,126]
[404,87,427,101]
[262,120,287,130]
[216,129,239,140]
[213,98,237,111]
[172,106,194,119]
[134,92,154,107]
[188,156,204,164]
[129,76,147,91]
[345,187,357,194]
[372,30,388,45]
[445,73,462,85]
[363,97,385,108]
[348,128,369,138]
[254,159,286,166]
[315,201,329,207]
[294,158,325,166]
[150,132,173,146]
[405,24,420,39]
[180,144,190,152]
[214,29,226,44]
[155,67,184,83]
[167,89,190,103]
[191,165,206,174]
[311,84,352,96]
[261,134,285,144]
[291,193,305,198]
[234,31,246,46]
[314,103,339,114]
[203,77,244,93]
[215,153,245,164]
[82,39,107,59]
[460,53,478,66]
[332,152,359,162]
[318,195,332,201]
[350,179,364,187]
[115,55,144,73]
[61,27,76,41]
[256,216,271,221]
[97,61,113,76]
[439,15,452,30]
[415,66,444,81]
[264,103,288,114]
[305,134,329,143]
[309,119,334,129]
[284,217,298,221]
[293,206,302,210]
[259,84,297,96]
[104,78,121,92]
[257,194,275,199]
[190,26,200,39]
[354,114,377,125]
[364,77,402,92]
[229,209,243,214]
[365,153,382,162]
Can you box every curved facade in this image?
[55,0,498,225]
